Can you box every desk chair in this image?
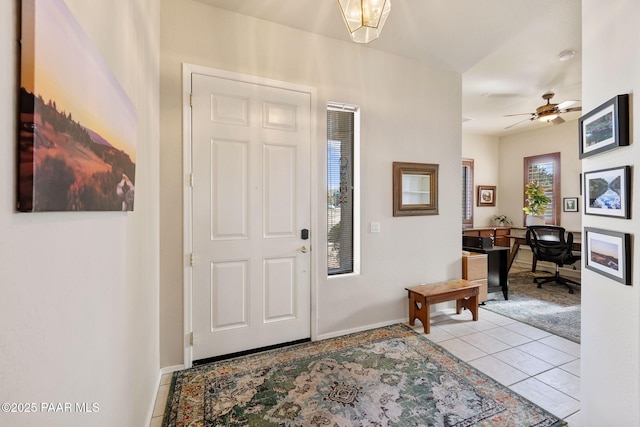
[526,225,581,294]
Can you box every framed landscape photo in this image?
[477,185,496,207]
[563,197,579,212]
[583,166,631,218]
[579,94,629,159]
[584,227,631,285]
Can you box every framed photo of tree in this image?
[583,166,631,218]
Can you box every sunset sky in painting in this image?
[21,0,136,161]
[590,237,619,259]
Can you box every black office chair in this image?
[526,225,581,294]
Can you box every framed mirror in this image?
[393,162,439,216]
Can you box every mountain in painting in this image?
[85,127,113,148]
[18,87,135,212]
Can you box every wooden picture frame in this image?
[563,197,579,212]
[392,162,438,216]
[477,185,496,207]
[579,94,629,159]
[583,166,631,218]
[584,227,632,285]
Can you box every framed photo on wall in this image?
[392,162,439,216]
[584,227,632,285]
[583,166,631,218]
[563,197,579,212]
[579,94,629,159]
[477,185,496,207]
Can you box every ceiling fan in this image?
[504,92,582,129]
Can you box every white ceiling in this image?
[194,0,582,137]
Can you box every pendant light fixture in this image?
[337,0,391,44]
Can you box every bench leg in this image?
[408,293,416,327]
[457,296,479,321]
[409,293,430,334]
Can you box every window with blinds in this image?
[327,104,358,275]
[524,152,561,225]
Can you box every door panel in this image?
[212,139,248,239]
[264,143,296,237]
[263,256,296,321]
[190,72,311,360]
[211,260,248,330]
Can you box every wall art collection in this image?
[580,94,633,285]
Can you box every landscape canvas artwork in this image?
[18,0,137,212]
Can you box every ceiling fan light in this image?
[337,0,391,44]
[538,113,558,122]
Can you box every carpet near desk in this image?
[481,271,581,343]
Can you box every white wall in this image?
[0,1,160,426]
[581,0,640,424]
[160,0,462,366]
[462,132,500,227]
[498,121,582,231]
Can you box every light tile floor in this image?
[416,306,581,426]
[149,308,581,427]
[149,373,172,427]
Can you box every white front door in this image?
[190,70,312,360]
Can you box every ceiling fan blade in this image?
[504,117,534,129]
[503,113,535,117]
[557,100,580,109]
[560,106,582,113]
[551,116,565,125]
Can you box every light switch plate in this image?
[370,222,381,233]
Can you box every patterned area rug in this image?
[482,271,581,343]
[163,324,565,426]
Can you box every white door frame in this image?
[182,63,318,368]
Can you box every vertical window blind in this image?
[327,107,355,275]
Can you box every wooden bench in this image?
[405,279,480,334]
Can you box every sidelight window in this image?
[327,104,360,276]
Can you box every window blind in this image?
[327,108,354,275]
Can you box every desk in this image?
[507,230,581,272]
[462,245,510,300]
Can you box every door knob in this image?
[300,246,308,253]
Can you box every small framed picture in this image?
[477,185,496,207]
[563,197,579,212]
[583,166,631,218]
[579,94,629,159]
[584,227,631,285]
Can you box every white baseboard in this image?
[161,364,185,375]
[314,309,463,342]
